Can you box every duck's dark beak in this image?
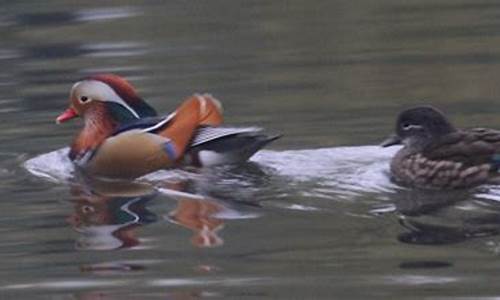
[380,134,401,147]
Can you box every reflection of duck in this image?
[67,175,255,251]
[393,189,469,217]
[158,174,262,248]
[393,189,500,245]
[67,181,158,250]
[168,196,225,248]
[56,74,279,179]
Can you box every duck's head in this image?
[56,74,157,124]
[381,106,456,150]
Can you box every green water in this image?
[3,1,500,299]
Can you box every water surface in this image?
[4,1,500,299]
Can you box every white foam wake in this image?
[23,146,401,200]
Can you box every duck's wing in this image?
[113,118,281,166]
[112,114,176,136]
[393,129,500,188]
[190,126,267,146]
[424,128,500,167]
[113,116,269,145]
[185,126,281,166]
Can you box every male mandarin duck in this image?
[56,74,279,179]
[381,106,500,189]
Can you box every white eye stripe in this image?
[73,80,140,119]
[402,124,423,130]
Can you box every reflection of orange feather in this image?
[113,226,140,248]
[69,198,112,226]
[170,199,225,248]
[173,199,224,230]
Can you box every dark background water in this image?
[3,0,500,299]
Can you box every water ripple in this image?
[2,276,270,291]
[83,42,148,58]
[77,6,141,22]
[12,6,140,27]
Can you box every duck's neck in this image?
[69,106,119,161]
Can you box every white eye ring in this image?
[81,205,95,214]
[402,123,422,130]
[79,95,90,103]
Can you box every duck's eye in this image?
[79,96,90,103]
[402,123,422,131]
[402,123,412,130]
[81,205,95,214]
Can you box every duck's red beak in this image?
[56,107,78,124]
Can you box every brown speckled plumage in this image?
[382,106,500,189]
[391,151,493,189]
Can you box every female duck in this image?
[382,106,500,189]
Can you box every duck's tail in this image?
[183,126,281,167]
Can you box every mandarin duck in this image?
[56,74,280,179]
[381,106,500,189]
